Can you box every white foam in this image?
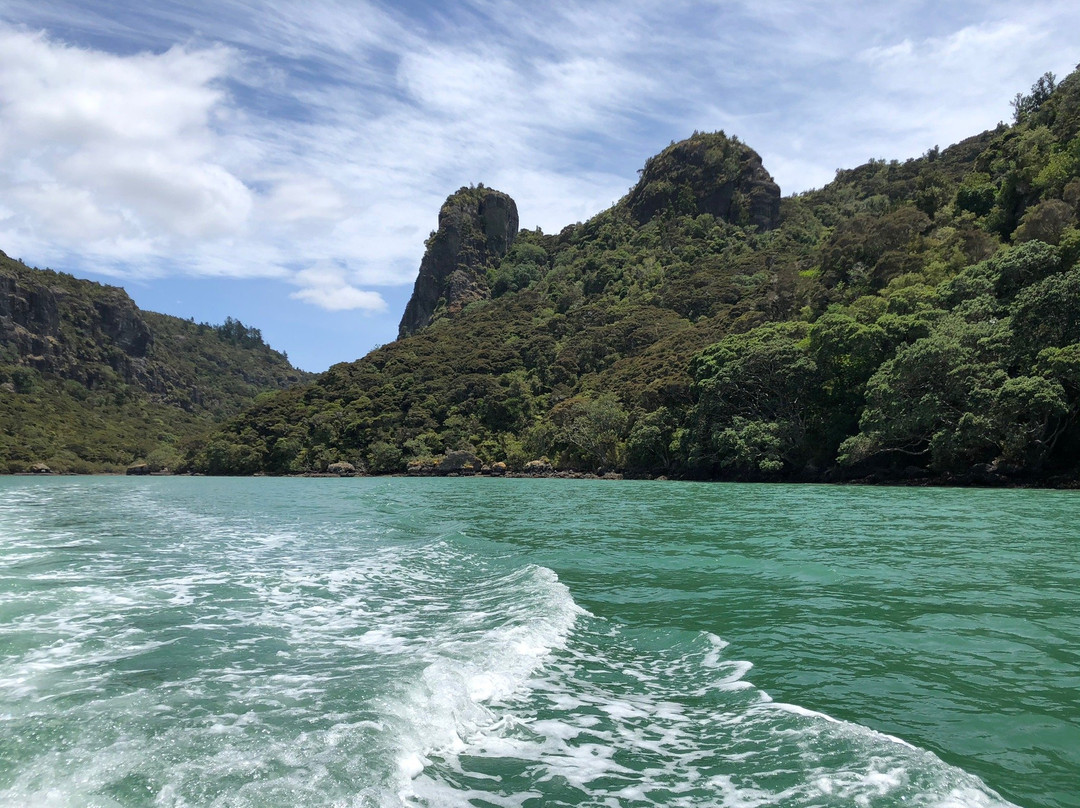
[404,619,1022,808]
[398,752,427,780]
[0,482,1025,808]
[769,700,919,750]
[700,631,730,667]
[389,563,584,797]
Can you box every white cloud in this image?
[829,12,1079,170]
[398,47,521,115]
[63,150,253,237]
[12,184,127,242]
[533,56,656,131]
[0,32,227,144]
[0,0,1078,338]
[0,27,254,259]
[290,264,387,312]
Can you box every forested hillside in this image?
[0,254,310,473]
[201,68,1080,485]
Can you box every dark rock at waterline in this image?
[327,461,358,476]
[523,459,554,475]
[407,450,484,476]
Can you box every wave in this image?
[408,622,1019,808]
[388,563,583,798]
[0,481,1020,808]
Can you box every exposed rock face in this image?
[0,251,153,384]
[95,301,152,358]
[0,250,306,415]
[625,132,780,231]
[398,186,518,338]
[0,273,61,361]
[523,459,554,475]
[0,276,60,338]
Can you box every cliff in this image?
[398,186,519,337]
[0,252,310,472]
[1,254,153,389]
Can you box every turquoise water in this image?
[0,477,1076,807]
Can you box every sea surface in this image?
[0,477,1077,808]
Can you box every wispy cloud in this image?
[0,0,1077,327]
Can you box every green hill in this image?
[0,254,310,473]
[202,68,1080,485]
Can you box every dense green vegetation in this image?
[199,68,1080,483]
[0,254,309,473]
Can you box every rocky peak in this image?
[625,132,780,231]
[398,186,519,339]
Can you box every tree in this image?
[989,375,1068,469]
[1012,72,1057,123]
[367,441,404,474]
[1011,267,1080,360]
[550,393,628,469]
[488,242,549,297]
[690,321,818,474]
[1014,200,1076,246]
[626,407,677,472]
[808,311,888,450]
[840,316,1005,472]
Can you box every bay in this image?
[0,477,1076,807]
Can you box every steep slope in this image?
[204,70,1080,484]
[0,254,310,472]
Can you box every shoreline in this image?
[8,468,1080,490]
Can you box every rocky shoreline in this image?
[11,449,1079,489]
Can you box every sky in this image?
[0,1,1078,372]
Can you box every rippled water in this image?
[0,477,1076,807]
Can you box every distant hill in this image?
[198,66,1079,484]
[0,253,310,473]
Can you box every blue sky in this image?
[1,1,1078,371]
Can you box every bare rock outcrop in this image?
[398,186,518,338]
[0,251,153,384]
